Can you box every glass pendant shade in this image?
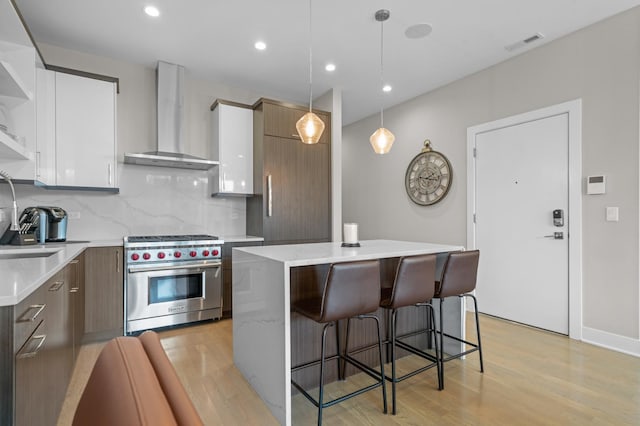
[296,111,325,144]
[369,127,395,154]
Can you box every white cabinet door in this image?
[35,68,55,185]
[211,102,253,195]
[55,72,116,188]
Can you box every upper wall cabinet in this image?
[0,0,39,180]
[210,100,253,196]
[36,68,118,190]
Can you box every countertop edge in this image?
[0,242,89,307]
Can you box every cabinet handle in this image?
[108,163,112,186]
[17,304,46,322]
[222,172,226,191]
[36,151,41,178]
[17,334,46,359]
[267,175,273,217]
[70,287,79,293]
[49,281,65,292]
[116,249,121,273]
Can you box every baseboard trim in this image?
[582,326,640,358]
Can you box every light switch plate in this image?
[606,206,619,222]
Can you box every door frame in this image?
[466,99,583,339]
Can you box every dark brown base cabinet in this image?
[84,246,123,341]
[1,253,85,426]
[222,241,263,318]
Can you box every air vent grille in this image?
[505,32,545,52]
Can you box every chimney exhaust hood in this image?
[124,61,218,170]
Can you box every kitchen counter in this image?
[220,235,264,243]
[232,239,464,425]
[0,241,89,306]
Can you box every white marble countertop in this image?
[233,239,464,267]
[0,242,89,306]
[220,235,264,243]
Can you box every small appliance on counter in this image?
[13,206,68,243]
[40,206,68,242]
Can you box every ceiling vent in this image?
[504,32,545,52]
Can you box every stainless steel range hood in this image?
[124,61,218,170]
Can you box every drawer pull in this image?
[70,287,79,293]
[18,304,46,322]
[17,334,46,359]
[49,281,65,292]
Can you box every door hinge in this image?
[473,213,476,223]
[473,147,477,158]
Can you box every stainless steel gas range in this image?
[124,234,224,334]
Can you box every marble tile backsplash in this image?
[0,164,247,241]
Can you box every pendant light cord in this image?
[379,15,385,128]
[308,0,313,113]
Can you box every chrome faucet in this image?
[0,170,19,231]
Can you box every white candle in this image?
[343,223,358,244]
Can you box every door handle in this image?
[267,175,273,217]
[543,232,564,240]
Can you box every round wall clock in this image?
[405,140,452,206]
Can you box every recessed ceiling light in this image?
[254,41,267,51]
[325,63,336,72]
[405,23,432,39]
[383,84,392,92]
[144,5,160,17]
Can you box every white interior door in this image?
[474,113,569,334]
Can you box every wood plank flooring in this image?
[58,315,640,425]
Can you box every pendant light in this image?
[296,0,325,144]
[370,9,395,154]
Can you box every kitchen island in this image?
[232,239,464,425]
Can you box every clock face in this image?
[405,151,452,205]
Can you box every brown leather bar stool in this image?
[291,259,388,425]
[434,250,482,389]
[379,254,442,414]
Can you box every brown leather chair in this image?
[73,331,203,426]
[434,250,483,388]
[291,259,387,425]
[379,254,441,414]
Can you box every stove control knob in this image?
[190,251,197,258]
[158,252,166,259]
[131,253,140,261]
[143,253,151,260]
[174,251,182,258]
[202,250,210,257]
[212,249,219,256]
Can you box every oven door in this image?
[126,262,222,329]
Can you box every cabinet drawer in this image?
[13,279,51,354]
[263,102,330,144]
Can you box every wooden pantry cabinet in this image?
[247,99,331,245]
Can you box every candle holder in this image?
[341,242,360,248]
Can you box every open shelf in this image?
[0,129,30,159]
[0,60,32,107]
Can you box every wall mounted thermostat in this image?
[587,175,606,195]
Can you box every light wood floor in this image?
[58,315,640,425]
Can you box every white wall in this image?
[343,8,640,352]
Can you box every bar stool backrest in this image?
[437,250,480,298]
[388,254,437,309]
[319,260,381,323]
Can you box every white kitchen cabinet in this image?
[210,100,253,196]
[35,67,55,185]
[54,71,117,189]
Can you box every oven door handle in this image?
[128,262,221,273]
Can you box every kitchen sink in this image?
[0,249,61,260]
